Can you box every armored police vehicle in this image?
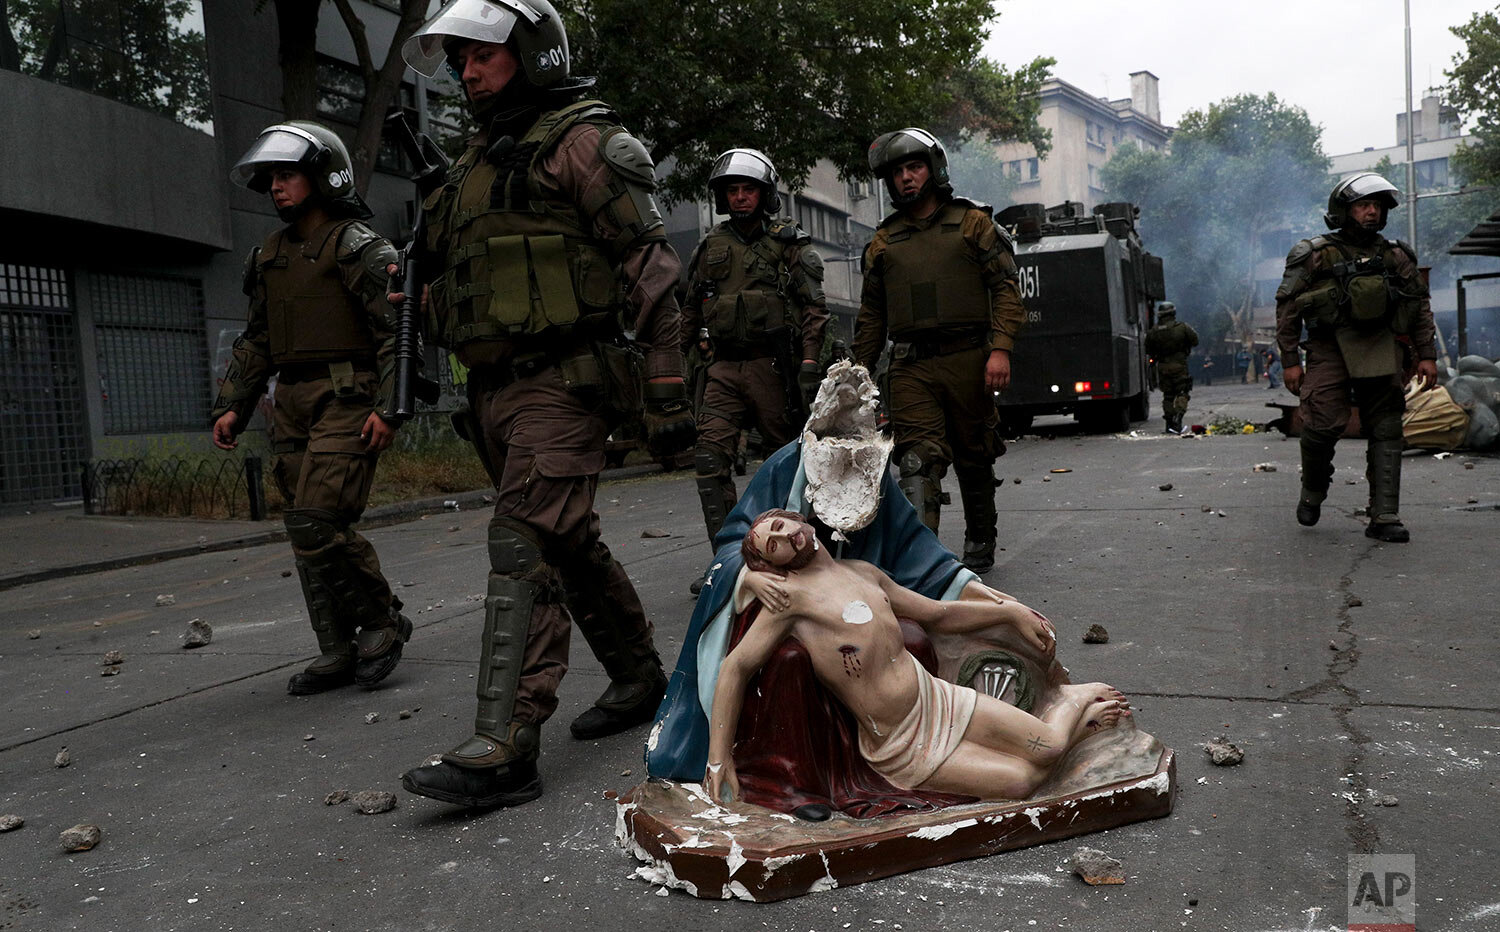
[996,201,1165,434]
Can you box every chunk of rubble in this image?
[641,528,671,539]
[26,630,41,640]
[0,814,23,832]
[1067,846,1125,885]
[364,712,380,725]
[54,748,71,768]
[1158,483,1174,491]
[281,569,293,577]
[1377,795,1399,807]
[1203,736,1244,766]
[352,790,398,814]
[1252,463,1277,472]
[100,666,120,677]
[1082,624,1109,644]
[60,824,101,852]
[1345,595,1363,608]
[182,619,213,648]
[800,361,893,535]
[325,790,350,806]
[154,594,176,606]
[102,650,124,666]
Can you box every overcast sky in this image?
[983,0,1482,156]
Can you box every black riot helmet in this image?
[403,0,572,89]
[867,127,952,207]
[708,148,781,217]
[1324,172,1400,232]
[231,121,372,221]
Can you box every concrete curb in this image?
[0,461,676,592]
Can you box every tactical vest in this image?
[697,222,797,350]
[429,100,625,348]
[1292,236,1401,334]
[1146,321,1193,358]
[879,200,990,339]
[258,219,375,365]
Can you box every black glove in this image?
[642,381,696,458]
[798,361,823,410]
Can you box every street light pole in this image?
[1404,0,1418,250]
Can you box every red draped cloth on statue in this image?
[728,604,978,818]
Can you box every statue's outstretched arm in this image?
[705,608,795,802]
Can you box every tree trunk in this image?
[333,0,430,196]
[274,0,319,119]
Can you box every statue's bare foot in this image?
[1060,683,1130,743]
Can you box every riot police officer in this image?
[393,0,694,808]
[1144,301,1199,434]
[853,128,1026,574]
[1275,172,1436,542]
[213,121,412,694]
[682,148,828,592]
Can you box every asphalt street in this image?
[1,383,1496,932]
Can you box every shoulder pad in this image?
[241,246,261,297]
[877,209,904,230]
[768,219,808,244]
[335,221,384,262]
[598,127,657,189]
[950,196,994,217]
[1285,239,1315,266]
[1391,239,1418,264]
[993,221,1015,255]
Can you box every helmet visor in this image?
[402,0,523,77]
[1339,173,1401,208]
[231,127,321,188]
[869,127,940,175]
[710,149,776,188]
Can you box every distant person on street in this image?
[1263,349,1283,390]
[212,121,412,695]
[1200,354,1215,386]
[1144,301,1198,434]
[1275,172,1436,542]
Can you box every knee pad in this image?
[284,510,344,553]
[488,516,547,579]
[1369,412,1403,443]
[897,441,948,481]
[694,446,731,480]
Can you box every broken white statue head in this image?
[802,361,892,534]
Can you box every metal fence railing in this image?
[81,456,269,520]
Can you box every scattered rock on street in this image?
[54,748,71,768]
[0,814,24,832]
[60,824,101,852]
[281,569,293,577]
[352,790,398,814]
[325,790,350,806]
[26,630,41,639]
[1082,624,1110,644]
[101,650,123,666]
[398,709,413,720]
[183,619,213,648]
[364,712,380,725]
[155,594,176,606]
[641,527,671,539]
[1204,736,1244,766]
[1378,794,1399,807]
[100,667,120,677]
[1463,462,1475,470]
[1011,477,1021,484]
[1067,846,1124,885]
[1345,595,1363,608]
[1252,463,1277,472]
[1158,483,1173,491]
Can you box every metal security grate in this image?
[92,272,211,434]
[0,263,86,504]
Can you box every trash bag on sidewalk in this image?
[1455,355,1500,378]
[1402,383,1469,451]
[1465,402,1500,450]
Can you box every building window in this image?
[1086,121,1106,150]
[1027,158,1040,181]
[91,272,211,434]
[1415,158,1450,190]
[4,0,213,132]
[1007,160,1023,179]
[1088,164,1101,190]
[795,198,850,247]
[316,56,417,174]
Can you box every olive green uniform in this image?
[1144,316,1199,427]
[853,197,1025,559]
[1274,230,1434,526]
[681,218,828,544]
[418,98,680,771]
[211,217,406,679]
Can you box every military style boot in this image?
[402,568,544,808]
[692,448,733,595]
[566,555,667,740]
[1297,431,1337,527]
[1296,488,1324,527]
[956,464,999,574]
[287,561,356,695]
[1364,439,1410,543]
[353,603,414,687]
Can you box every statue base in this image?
[617,736,1176,902]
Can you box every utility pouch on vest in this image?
[1343,265,1390,330]
[329,361,358,397]
[596,340,644,426]
[1293,282,1341,331]
[485,234,581,335]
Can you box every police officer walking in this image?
[853,128,1025,573]
[213,121,412,694]
[1275,172,1436,542]
[682,148,828,592]
[1144,301,1199,434]
[393,0,694,809]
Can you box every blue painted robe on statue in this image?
[644,439,976,782]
